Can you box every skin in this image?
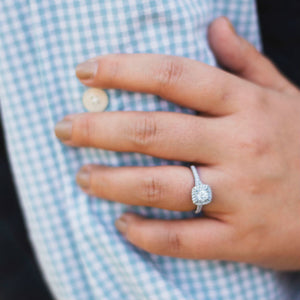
[55,17,300,270]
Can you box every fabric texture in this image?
[0,1,299,299]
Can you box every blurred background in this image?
[0,1,299,299]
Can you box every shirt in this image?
[0,1,299,299]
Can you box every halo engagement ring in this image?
[190,165,212,214]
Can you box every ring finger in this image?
[76,165,230,213]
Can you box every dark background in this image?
[257,0,300,87]
[0,1,299,299]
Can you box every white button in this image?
[82,88,108,112]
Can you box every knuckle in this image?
[220,88,233,105]
[237,129,270,158]
[248,135,269,157]
[236,85,268,112]
[100,54,123,84]
[155,56,184,92]
[251,86,270,109]
[141,175,162,206]
[166,228,182,253]
[238,174,265,196]
[235,89,272,157]
[232,221,269,261]
[128,113,157,147]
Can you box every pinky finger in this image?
[115,213,234,260]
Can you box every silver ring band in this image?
[190,165,212,214]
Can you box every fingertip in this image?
[75,60,99,82]
[208,17,246,73]
[76,165,92,190]
[55,119,72,141]
[115,215,128,235]
[208,16,237,48]
[218,16,236,34]
[115,213,144,235]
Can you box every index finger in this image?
[76,54,262,115]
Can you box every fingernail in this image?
[55,120,72,141]
[87,57,99,62]
[76,60,98,80]
[225,18,236,34]
[76,167,90,190]
[115,216,128,234]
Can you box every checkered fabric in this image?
[0,1,299,299]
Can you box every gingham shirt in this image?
[0,1,299,299]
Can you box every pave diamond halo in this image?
[190,165,212,214]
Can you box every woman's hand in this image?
[55,17,300,270]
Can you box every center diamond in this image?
[192,184,212,206]
[198,190,208,201]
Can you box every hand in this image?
[55,17,300,270]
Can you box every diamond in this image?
[198,190,208,201]
[192,184,212,206]
[190,165,212,214]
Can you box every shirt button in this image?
[82,88,108,112]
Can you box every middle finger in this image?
[56,111,226,164]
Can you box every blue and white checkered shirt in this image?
[0,1,299,299]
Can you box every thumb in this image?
[208,17,299,95]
